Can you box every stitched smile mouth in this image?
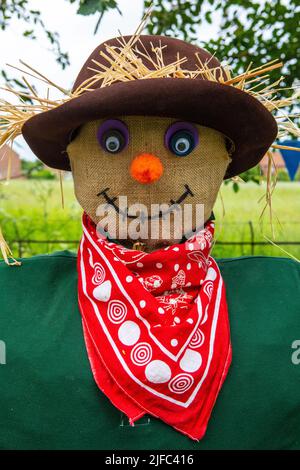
[97,184,194,220]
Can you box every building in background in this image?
[0,145,22,180]
[259,151,286,176]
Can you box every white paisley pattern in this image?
[187,250,208,269]
[107,300,127,324]
[168,374,194,394]
[131,342,153,366]
[203,280,214,299]
[143,275,163,291]
[189,329,205,349]
[92,263,106,285]
[172,269,186,288]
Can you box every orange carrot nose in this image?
[130,153,163,184]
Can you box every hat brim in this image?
[22,78,277,178]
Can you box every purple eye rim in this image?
[96,119,129,151]
[164,121,199,150]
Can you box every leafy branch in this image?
[70,0,122,34]
[144,0,300,104]
[0,0,70,68]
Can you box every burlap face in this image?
[67,116,231,250]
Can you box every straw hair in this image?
[0,226,21,266]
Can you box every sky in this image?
[0,0,218,161]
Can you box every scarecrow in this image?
[0,15,299,442]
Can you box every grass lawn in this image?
[213,181,300,258]
[0,179,299,259]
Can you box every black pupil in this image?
[108,140,118,151]
[177,141,187,151]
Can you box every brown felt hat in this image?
[21,35,278,178]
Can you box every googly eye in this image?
[170,131,194,156]
[165,122,199,157]
[97,119,129,154]
[103,130,124,153]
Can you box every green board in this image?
[0,252,299,450]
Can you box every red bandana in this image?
[77,213,231,440]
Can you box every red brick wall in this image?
[0,145,22,180]
[259,151,286,176]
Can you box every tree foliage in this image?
[1,0,299,100]
[0,1,122,70]
[0,0,70,68]
[70,0,121,34]
[21,160,56,179]
[145,0,300,100]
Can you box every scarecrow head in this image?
[2,23,298,255]
[18,35,277,251]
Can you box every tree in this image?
[145,0,300,103]
[0,1,122,89]
[0,0,69,69]
[21,160,56,179]
[70,0,121,34]
[0,1,121,67]
[1,0,298,103]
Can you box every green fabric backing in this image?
[0,252,299,450]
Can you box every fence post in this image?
[249,221,255,256]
